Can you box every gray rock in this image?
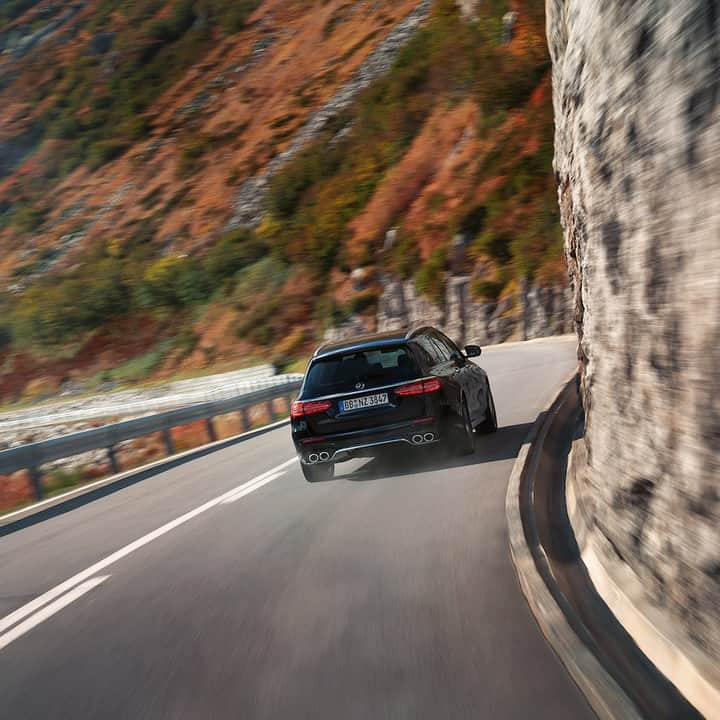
[350,268,369,291]
[383,228,398,251]
[548,0,720,665]
[456,1,480,20]
[324,315,368,343]
[502,12,518,45]
[373,273,569,348]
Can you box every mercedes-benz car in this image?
[291,326,497,482]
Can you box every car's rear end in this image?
[291,342,442,480]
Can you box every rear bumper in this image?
[294,418,440,464]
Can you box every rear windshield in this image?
[304,345,420,396]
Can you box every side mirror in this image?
[464,345,482,358]
[450,350,464,366]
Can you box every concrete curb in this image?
[0,418,290,529]
[567,442,720,720]
[505,374,642,720]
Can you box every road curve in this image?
[0,336,593,719]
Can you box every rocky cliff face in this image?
[548,0,720,663]
[377,275,571,346]
[325,272,572,347]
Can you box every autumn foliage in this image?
[0,0,563,400]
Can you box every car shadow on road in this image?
[336,421,536,482]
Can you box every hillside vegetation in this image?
[0,0,561,402]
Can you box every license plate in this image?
[340,393,389,412]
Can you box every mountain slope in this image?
[0,0,562,402]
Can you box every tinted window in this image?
[433,332,458,359]
[409,338,434,368]
[415,335,442,365]
[428,334,451,361]
[304,345,420,396]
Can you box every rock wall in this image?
[548,0,720,666]
[324,274,572,346]
[380,275,572,346]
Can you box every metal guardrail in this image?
[0,369,300,433]
[0,379,302,501]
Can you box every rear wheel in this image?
[302,462,335,483]
[452,399,476,456]
[478,385,498,434]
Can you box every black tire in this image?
[452,399,476,456]
[302,462,335,483]
[478,385,498,434]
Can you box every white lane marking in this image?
[0,576,110,651]
[221,472,284,504]
[0,458,297,636]
[219,461,293,504]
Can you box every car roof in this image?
[313,327,433,359]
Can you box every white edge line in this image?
[0,576,110,652]
[0,457,297,635]
[220,458,295,504]
[221,472,283,504]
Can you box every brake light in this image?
[291,400,332,418]
[395,378,442,396]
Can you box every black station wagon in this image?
[291,327,497,482]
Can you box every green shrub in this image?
[107,344,171,384]
[46,468,85,496]
[387,232,421,280]
[203,229,267,287]
[148,0,196,45]
[0,324,12,350]
[346,289,380,315]
[232,256,288,309]
[414,248,447,303]
[268,146,341,219]
[471,280,502,301]
[209,0,260,33]
[11,205,45,234]
[87,140,130,170]
[171,328,198,359]
[11,253,128,346]
[0,0,38,24]
[140,185,166,210]
[176,135,213,176]
[136,256,209,309]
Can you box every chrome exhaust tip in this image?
[423,432,435,443]
[319,451,330,461]
[307,453,319,464]
[411,434,424,445]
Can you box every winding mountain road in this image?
[0,336,593,719]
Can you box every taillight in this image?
[395,378,442,397]
[291,400,332,418]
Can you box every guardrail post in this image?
[239,407,250,432]
[107,446,120,475]
[28,466,44,500]
[284,395,292,415]
[162,428,175,456]
[206,417,217,443]
[265,399,275,422]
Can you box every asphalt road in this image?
[0,336,593,720]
